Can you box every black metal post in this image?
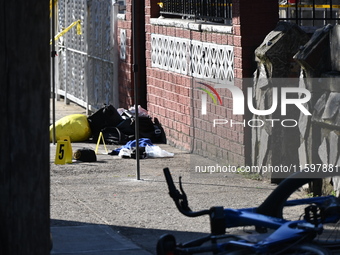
[295,0,299,25]
[132,0,140,180]
[52,0,56,144]
[312,0,315,27]
[330,0,333,22]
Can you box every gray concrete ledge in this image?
[150,18,233,34]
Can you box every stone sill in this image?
[150,18,233,34]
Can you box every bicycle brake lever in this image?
[164,168,210,217]
[163,168,191,212]
[179,176,191,211]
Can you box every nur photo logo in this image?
[197,82,223,115]
[197,79,312,128]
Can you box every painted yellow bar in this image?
[279,4,340,8]
[50,0,58,17]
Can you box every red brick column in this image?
[117,0,133,108]
[233,0,279,165]
[118,0,147,109]
[233,0,279,78]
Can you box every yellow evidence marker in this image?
[55,136,73,164]
[95,132,108,155]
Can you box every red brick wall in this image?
[146,67,192,150]
[117,0,148,109]
[119,0,278,165]
[117,0,133,109]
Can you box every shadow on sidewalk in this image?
[51,219,209,255]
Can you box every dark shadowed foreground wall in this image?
[0,1,50,254]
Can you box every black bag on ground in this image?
[116,118,135,136]
[152,117,166,143]
[101,126,134,145]
[115,116,166,143]
[87,105,123,137]
[130,117,166,143]
[73,148,97,162]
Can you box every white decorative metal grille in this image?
[120,29,126,60]
[151,34,234,83]
[56,0,118,109]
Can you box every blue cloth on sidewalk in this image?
[109,138,154,155]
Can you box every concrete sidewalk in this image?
[49,99,279,255]
[50,99,154,255]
